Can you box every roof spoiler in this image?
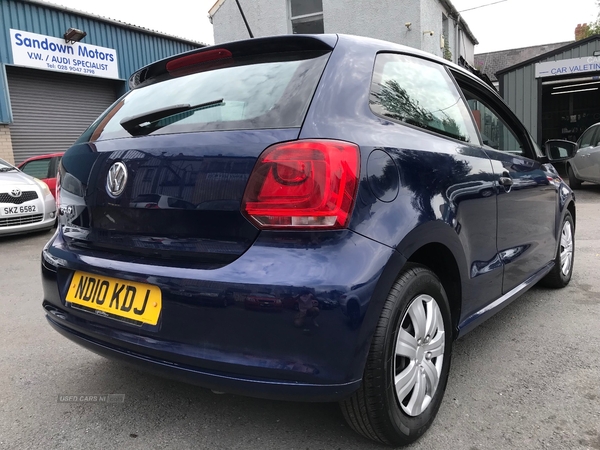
[128,34,338,89]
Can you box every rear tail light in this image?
[242,140,360,229]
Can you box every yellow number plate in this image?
[66,271,162,325]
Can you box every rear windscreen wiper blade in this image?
[0,167,18,172]
[120,98,224,136]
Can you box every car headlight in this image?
[34,178,52,197]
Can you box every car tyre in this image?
[340,263,452,446]
[567,164,582,189]
[540,210,574,288]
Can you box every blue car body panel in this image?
[42,34,575,401]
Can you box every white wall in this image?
[211,0,476,63]
[322,0,422,51]
[420,0,446,59]
[212,0,288,43]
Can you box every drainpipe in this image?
[452,14,459,64]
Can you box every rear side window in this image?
[370,53,476,143]
[82,52,330,141]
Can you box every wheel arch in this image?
[566,200,576,229]
[405,243,462,340]
[358,222,467,360]
[567,160,584,182]
[397,223,467,339]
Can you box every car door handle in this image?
[499,176,513,187]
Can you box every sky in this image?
[42,0,599,53]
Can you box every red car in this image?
[244,294,282,312]
[17,152,63,198]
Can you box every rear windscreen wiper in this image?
[120,98,224,136]
[0,167,18,172]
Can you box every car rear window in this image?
[80,51,330,142]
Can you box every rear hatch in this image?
[59,36,336,267]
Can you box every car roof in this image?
[333,34,499,97]
[129,33,494,96]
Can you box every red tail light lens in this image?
[166,49,232,72]
[242,140,360,229]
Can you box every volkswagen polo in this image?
[42,35,575,446]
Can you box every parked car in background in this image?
[17,152,63,199]
[244,293,282,312]
[42,34,576,446]
[552,123,600,188]
[0,158,56,236]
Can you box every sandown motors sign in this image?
[10,29,119,80]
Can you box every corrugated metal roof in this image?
[475,41,572,82]
[0,0,205,78]
[497,35,600,75]
[0,0,206,123]
[26,0,208,46]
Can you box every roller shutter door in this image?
[7,66,119,164]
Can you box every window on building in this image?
[442,14,451,60]
[290,0,324,34]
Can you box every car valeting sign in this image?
[9,29,119,80]
[535,56,600,78]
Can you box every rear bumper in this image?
[42,229,402,401]
[45,312,360,402]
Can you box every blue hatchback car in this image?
[42,34,576,446]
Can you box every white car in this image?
[562,123,600,188]
[0,158,56,236]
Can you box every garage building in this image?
[0,0,203,164]
[497,36,600,145]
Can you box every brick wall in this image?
[575,23,590,41]
[0,125,15,164]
